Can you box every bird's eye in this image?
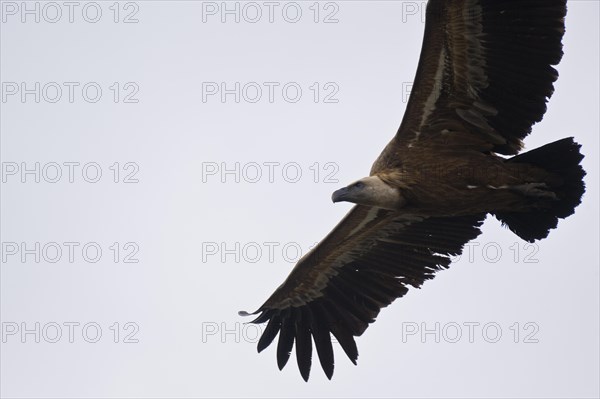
[354,182,364,189]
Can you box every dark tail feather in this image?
[494,137,586,242]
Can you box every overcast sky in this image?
[1,1,599,398]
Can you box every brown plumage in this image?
[240,0,585,381]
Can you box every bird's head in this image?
[331,175,404,210]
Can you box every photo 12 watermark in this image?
[200,320,540,344]
[201,82,339,104]
[450,241,540,265]
[201,241,318,264]
[1,82,140,104]
[201,1,340,24]
[201,161,340,184]
[199,240,539,265]
[1,2,140,24]
[1,241,140,264]
[400,1,427,23]
[1,162,140,184]
[2,321,140,343]
[400,321,540,344]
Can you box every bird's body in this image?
[240,0,586,381]
[368,136,559,215]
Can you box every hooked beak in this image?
[331,187,350,203]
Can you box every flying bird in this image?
[240,0,585,381]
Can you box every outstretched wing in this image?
[241,205,485,380]
[372,0,567,173]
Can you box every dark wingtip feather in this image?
[310,304,335,379]
[276,311,295,370]
[249,311,271,325]
[240,309,272,325]
[294,308,313,381]
[238,310,254,317]
[331,327,358,365]
[257,317,281,353]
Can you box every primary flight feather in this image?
[240,0,585,381]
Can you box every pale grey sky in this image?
[1,1,599,398]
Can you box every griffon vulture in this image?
[240,0,586,381]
